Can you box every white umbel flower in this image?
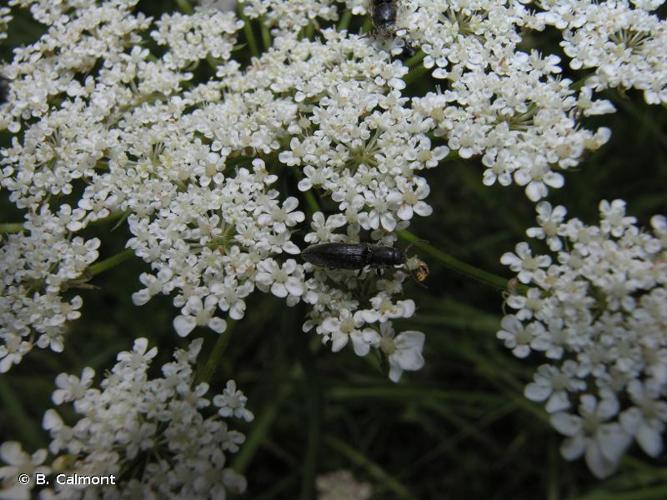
[551,394,632,479]
[502,200,667,477]
[379,323,426,383]
[0,339,252,499]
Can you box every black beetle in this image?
[301,242,404,270]
[371,0,397,34]
[302,242,430,283]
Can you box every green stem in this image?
[175,0,193,14]
[403,63,430,86]
[298,345,321,500]
[90,210,124,227]
[206,55,219,72]
[547,437,559,500]
[575,485,667,500]
[329,386,505,405]
[398,230,509,291]
[325,436,416,500]
[87,249,135,277]
[361,17,373,34]
[304,190,321,214]
[337,10,352,32]
[260,17,272,50]
[0,223,25,233]
[0,378,46,450]
[195,320,236,385]
[233,365,299,473]
[409,313,499,334]
[304,22,315,39]
[571,76,590,91]
[405,50,425,69]
[239,9,260,58]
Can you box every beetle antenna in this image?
[404,238,430,258]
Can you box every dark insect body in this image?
[0,77,8,104]
[301,242,405,270]
[371,0,397,35]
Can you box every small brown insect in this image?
[506,277,519,295]
[404,255,429,284]
[413,258,429,283]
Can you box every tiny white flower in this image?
[379,323,425,383]
[0,441,50,498]
[320,310,380,356]
[213,380,254,422]
[255,258,305,299]
[551,394,631,478]
[524,362,585,413]
[501,242,551,284]
[497,315,544,359]
[52,367,95,405]
[173,296,227,337]
[387,177,432,222]
[257,196,305,233]
[620,380,667,457]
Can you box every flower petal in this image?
[174,315,196,337]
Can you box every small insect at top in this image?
[371,0,398,35]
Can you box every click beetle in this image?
[302,242,405,270]
[302,242,430,283]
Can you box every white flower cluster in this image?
[126,158,304,338]
[151,9,243,68]
[0,338,253,499]
[0,208,100,372]
[499,200,667,478]
[125,28,430,380]
[2,0,665,382]
[0,6,11,42]
[6,0,99,26]
[234,28,433,378]
[241,0,338,34]
[316,469,372,500]
[198,0,238,13]
[397,0,620,201]
[0,0,242,367]
[1,1,432,380]
[0,0,163,371]
[1,0,152,137]
[538,0,667,104]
